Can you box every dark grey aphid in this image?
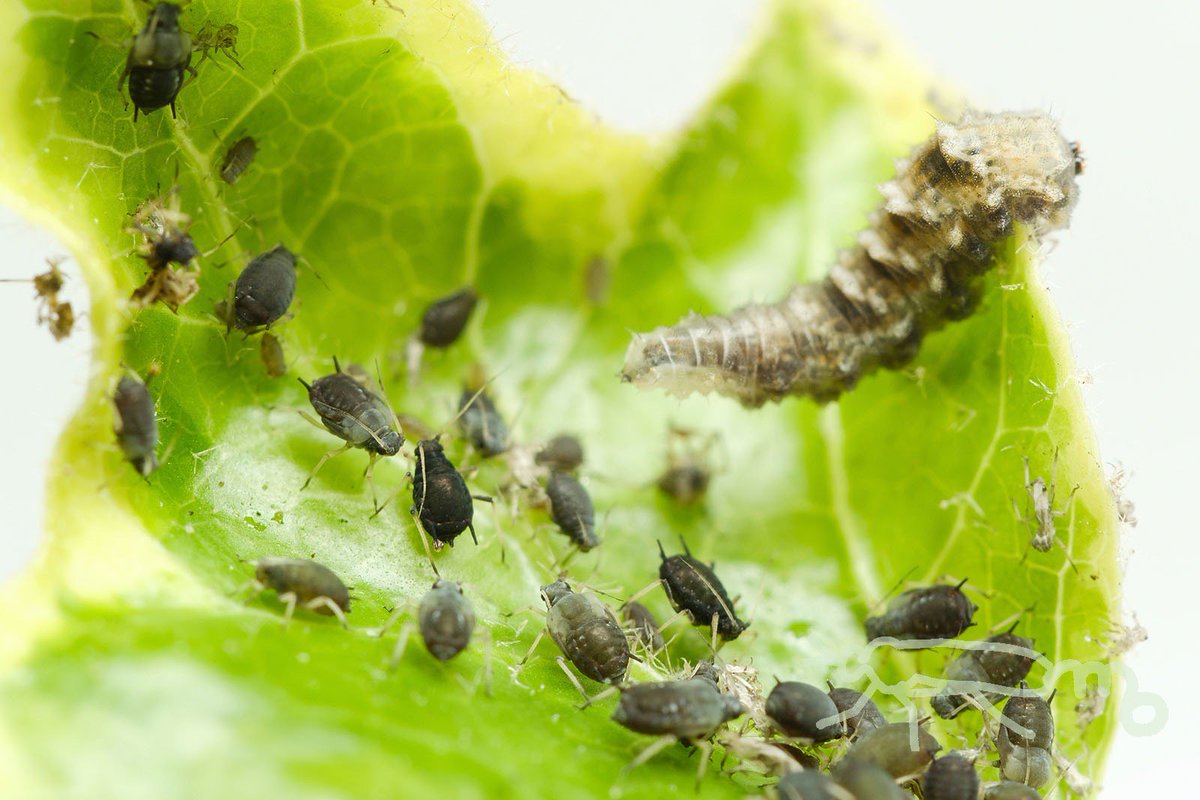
[827,683,887,737]
[658,541,747,641]
[657,464,710,506]
[839,722,940,779]
[300,358,402,457]
[997,687,1055,787]
[923,753,980,800]
[412,437,486,549]
[260,332,286,377]
[113,374,158,477]
[546,471,598,551]
[932,629,1037,719]
[418,580,474,661]
[419,287,478,347]
[984,781,1042,800]
[250,557,350,627]
[864,580,977,645]
[116,3,195,120]
[622,601,664,652]
[765,681,842,743]
[612,678,744,739]
[458,387,508,457]
[773,770,844,800]
[831,759,910,800]
[536,434,584,472]
[219,136,257,184]
[225,245,297,332]
[542,580,629,684]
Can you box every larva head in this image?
[936,110,1080,233]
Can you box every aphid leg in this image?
[372,604,407,638]
[692,739,714,789]
[305,596,350,629]
[621,735,677,775]
[409,514,441,577]
[300,441,354,490]
[478,629,494,697]
[279,591,298,627]
[387,621,415,672]
[363,452,383,512]
[235,578,266,604]
[708,611,721,654]
[623,579,664,607]
[655,608,692,637]
[578,684,619,710]
[555,656,593,704]
[511,627,546,680]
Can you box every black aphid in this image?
[765,681,842,743]
[223,245,298,333]
[656,427,717,505]
[838,722,940,779]
[932,628,1037,719]
[247,557,350,628]
[535,434,584,472]
[412,437,489,550]
[546,471,598,551]
[826,683,887,737]
[923,753,981,800]
[458,387,509,457]
[260,332,286,377]
[984,782,1042,800]
[538,580,628,689]
[418,287,478,347]
[118,3,195,120]
[613,679,744,739]
[658,541,747,641]
[622,601,664,652]
[418,580,475,661]
[113,374,158,477]
[774,770,841,800]
[997,683,1055,786]
[298,357,403,507]
[831,759,911,800]
[864,580,977,645]
[219,136,256,184]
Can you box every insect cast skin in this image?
[623,110,1081,407]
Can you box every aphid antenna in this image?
[294,252,330,290]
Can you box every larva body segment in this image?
[622,111,1081,407]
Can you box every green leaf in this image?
[0,0,1122,796]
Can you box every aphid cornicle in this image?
[622,601,664,652]
[412,437,487,549]
[826,684,887,738]
[765,681,842,743]
[120,3,195,121]
[418,580,475,661]
[932,628,1037,719]
[458,387,509,457]
[113,374,159,477]
[838,722,940,779]
[923,753,981,800]
[658,541,748,641]
[864,580,977,645]
[248,557,351,628]
[535,434,584,472]
[418,287,478,347]
[546,471,599,551]
[219,136,257,184]
[540,580,629,686]
[223,245,298,333]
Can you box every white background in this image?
[1,0,1195,793]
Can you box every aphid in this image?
[219,135,256,184]
[656,427,717,505]
[535,434,584,472]
[611,678,744,781]
[765,681,842,743]
[115,3,195,120]
[774,770,849,800]
[193,21,243,70]
[411,437,491,552]
[826,683,887,737]
[932,628,1037,719]
[546,471,599,551]
[621,601,664,652]
[519,580,629,701]
[996,687,1055,788]
[260,332,286,377]
[244,557,350,628]
[221,245,298,333]
[127,185,205,310]
[584,254,610,305]
[298,357,403,508]
[923,753,981,800]
[655,541,747,643]
[1108,462,1138,528]
[113,373,159,477]
[419,288,478,347]
[458,386,509,457]
[622,111,1081,406]
[838,722,940,779]
[984,782,1041,800]
[0,258,74,340]
[831,759,910,800]
[864,580,977,645]
[1014,453,1077,560]
[418,580,475,661]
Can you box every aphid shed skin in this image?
[458,387,509,457]
[984,781,1042,800]
[658,541,748,641]
[546,471,598,551]
[219,136,256,184]
[622,601,664,652]
[260,332,286,377]
[831,759,910,800]
[535,434,584,472]
[412,438,481,549]
[765,681,842,743]
[251,557,350,626]
[827,684,887,737]
[839,722,940,779]
[120,3,195,120]
[418,580,474,661]
[193,21,243,69]
[113,374,158,477]
[932,630,1037,719]
[419,287,478,347]
[923,753,981,800]
[227,245,298,332]
[1,258,74,340]
[542,580,629,684]
[774,770,848,800]
[612,679,744,739]
[864,581,977,645]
